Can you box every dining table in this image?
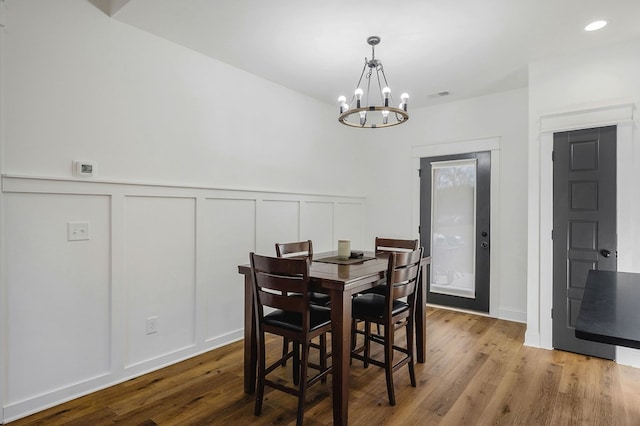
[238,251,431,426]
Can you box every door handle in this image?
[599,249,611,258]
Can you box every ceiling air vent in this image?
[428,91,451,98]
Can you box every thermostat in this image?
[74,161,97,177]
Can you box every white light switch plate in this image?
[67,221,90,241]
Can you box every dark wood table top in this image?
[575,270,640,350]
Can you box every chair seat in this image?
[310,291,331,306]
[352,293,409,320]
[359,279,387,295]
[264,305,331,332]
[289,291,332,306]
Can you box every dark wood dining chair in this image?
[350,247,423,406]
[275,240,331,367]
[250,253,332,425]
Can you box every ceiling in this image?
[104,0,640,109]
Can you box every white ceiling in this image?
[106,0,640,109]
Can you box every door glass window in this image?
[430,159,477,298]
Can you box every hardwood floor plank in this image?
[9,308,640,425]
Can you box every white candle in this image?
[338,240,351,260]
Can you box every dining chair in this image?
[275,240,331,367]
[250,253,332,425]
[350,247,423,406]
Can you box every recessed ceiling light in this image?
[585,20,607,32]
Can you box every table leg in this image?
[415,262,429,363]
[243,274,257,394]
[330,288,352,426]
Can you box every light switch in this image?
[67,221,90,241]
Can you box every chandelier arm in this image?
[366,68,373,107]
[375,67,385,105]
[351,60,368,105]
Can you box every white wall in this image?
[2,0,364,193]
[527,37,640,366]
[362,88,530,322]
[0,0,366,421]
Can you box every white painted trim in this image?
[1,174,364,200]
[412,137,501,319]
[539,102,635,133]
[528,102,640,366]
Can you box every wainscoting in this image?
[1,175,364,422]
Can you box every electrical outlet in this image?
[146,316,158,335]
[67,221,90,241]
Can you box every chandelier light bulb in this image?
[359,110,367,126]
[338,95,346,104]
[355,88,364,108]
[381,109,390,124]
[401,93,409,103]
[382,86,391,107]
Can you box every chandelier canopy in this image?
[338,36,409,128]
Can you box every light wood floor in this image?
[10,308,640,425]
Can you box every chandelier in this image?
[338,36,409,128]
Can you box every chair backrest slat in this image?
[275,240,313,259]
[375,237,419,253]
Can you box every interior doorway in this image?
[552,126,616,359]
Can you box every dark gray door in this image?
[420,152,490,312]
[552,126,616,359]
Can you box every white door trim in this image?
[526,102,638,365]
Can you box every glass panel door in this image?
[430,159,477,298]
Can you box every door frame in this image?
[412,137,501,319]
[526,102,637,365]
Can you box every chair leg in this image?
[296,341,310,426]
[255,332,266,416]
[384,323,396,406]
[293,341,300,386]
[351,319,357,351]
[364,321,370,368]
[320,333,327,383]
[406,317,416,387]
[282,337,289,366]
